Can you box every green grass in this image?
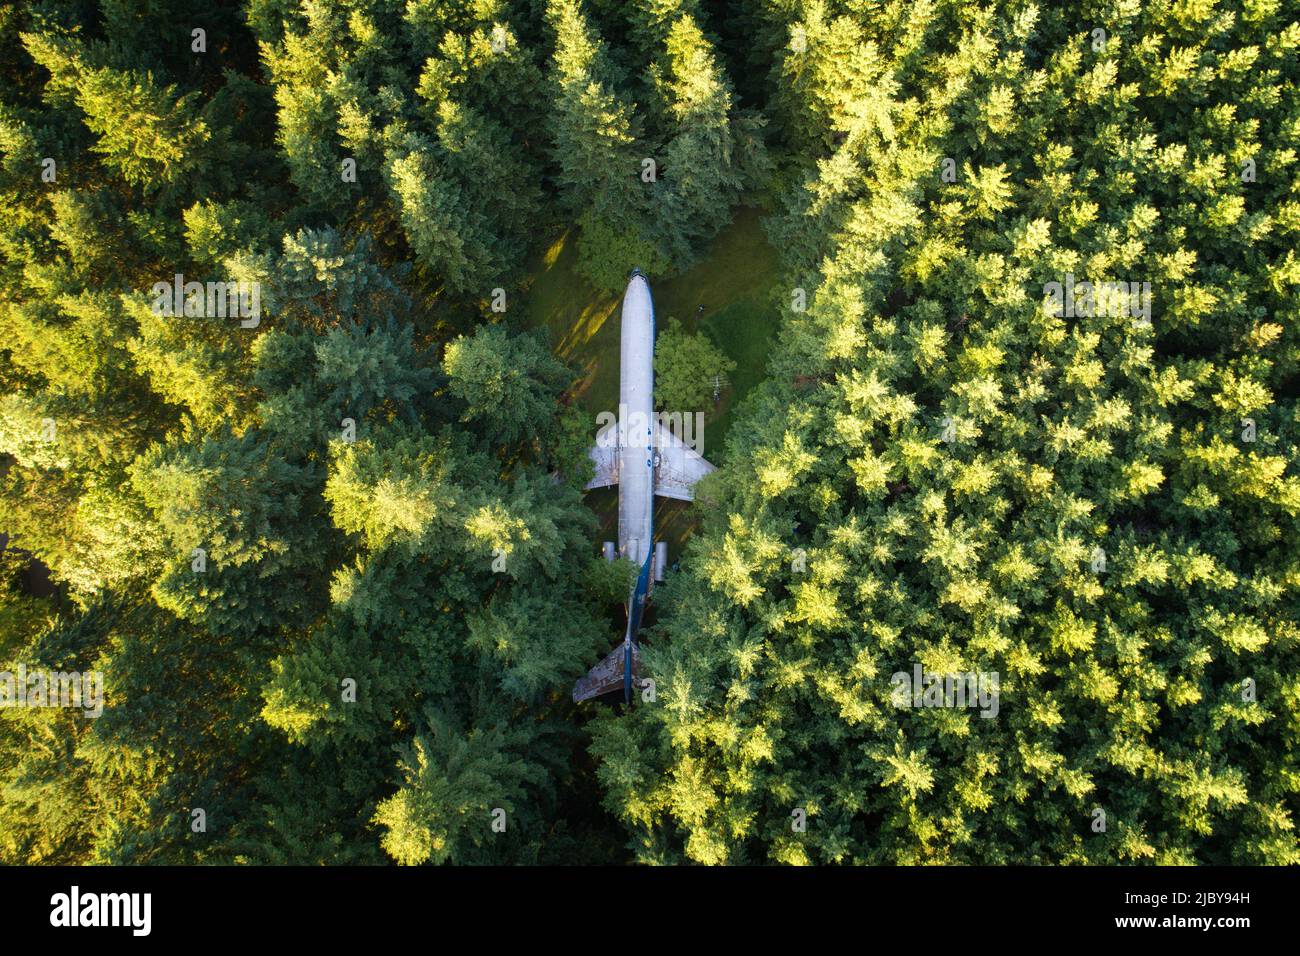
[522,205,780,447]
[521,206,781,560]
[521,226,623,415]
[695,296,781,448]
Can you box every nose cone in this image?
[622,272,653,328]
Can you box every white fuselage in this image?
[617,274,655,567]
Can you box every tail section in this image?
[572,641,641,704]
[573,550,654,704]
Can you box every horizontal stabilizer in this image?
[573,641,641,703]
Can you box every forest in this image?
[0,0,1297,866]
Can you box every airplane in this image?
[572,269,716,705]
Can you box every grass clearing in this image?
[522,205,780,447]
[520,205,781,559]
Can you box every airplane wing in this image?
[584,422,619,491]
[653,420,715,501]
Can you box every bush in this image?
[654,318,736,414]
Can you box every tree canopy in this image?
[1,0,1296,868]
